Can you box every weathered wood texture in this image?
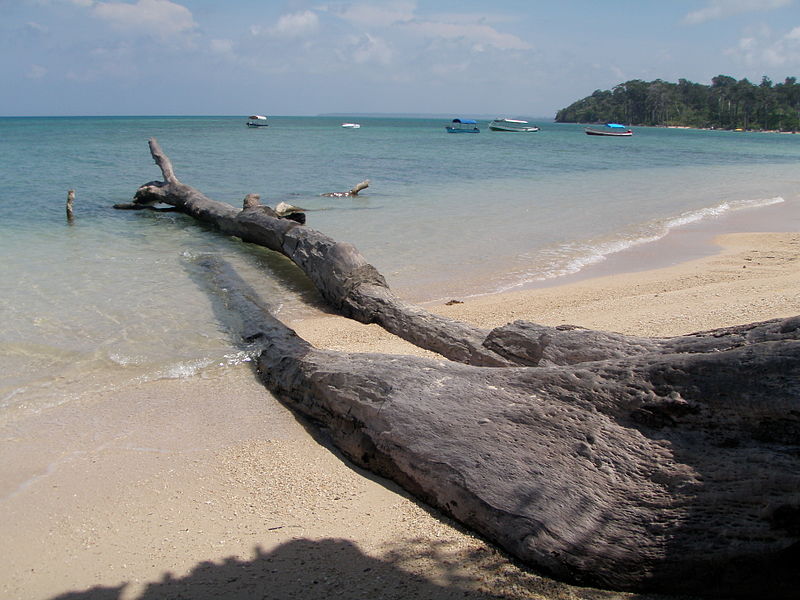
[198,255,799,599]
[122,140,800,598]
[117,138,512,366]
[66,189,75,222]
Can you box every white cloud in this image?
[25,21,49,34]
[404,20,530,51]
[322,3,529,52]
[684,0,792,25]
[27,0,95,5]
[271,10,320,38]
[26,64,48,79]
[726,24,800,67]
[340,33,393,64]
[249,10,321,39]
[738,36,756,51]
[324,1,416,27]
[91,0,196,37]
[209,38,234,57]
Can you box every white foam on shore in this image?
[0,346,259,426]
[493,195,786,293]
[135,350,256,383]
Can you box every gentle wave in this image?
[135,350,257,384]
[0,345,258,420]
[661,195,784,230]
[495,195,786,292]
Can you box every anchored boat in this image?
[445,118,480,133]
[246,115,269,127]
[489,118,540,132]
[584,123,632,136]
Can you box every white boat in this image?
[584,123,633,136]
[246,115,269,127]
[489,118,540,132]
[341,122,361,128]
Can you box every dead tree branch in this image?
[194,254,800,599]
[117,140,800,597]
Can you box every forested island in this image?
[556,75,800,131]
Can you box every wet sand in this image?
[1,225,799,599]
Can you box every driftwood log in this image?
[322,179,370,197]
[116,139,512,366]
[119,139,800,598]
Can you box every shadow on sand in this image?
[48,536,691,600]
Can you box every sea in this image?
[2,115,799,421]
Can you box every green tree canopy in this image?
[555,75,800,131]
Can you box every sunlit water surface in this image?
[2,116,798,417]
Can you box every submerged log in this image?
[120,140,800,597]
[322,179,369,197]
[117,138,511,366]
[196,255,799,599]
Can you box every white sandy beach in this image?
[1,230,799,600]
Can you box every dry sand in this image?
[1,231,798,600]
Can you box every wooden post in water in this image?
[66,189,75,222]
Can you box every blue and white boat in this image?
[585,123,632,136]
[445,118,480,133]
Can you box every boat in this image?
[341,122,361,128]
[246,115,269,127]
[488,118,540,132]
[445,118,480,133]
[584,123,632,136]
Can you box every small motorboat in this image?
[341,123,361,128]
[446,118,480,133]
[585,123,632,136]
[246,115,269,127]
[489,118,540,132]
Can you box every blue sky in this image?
[2,0,799,117]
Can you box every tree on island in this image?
[555,75,800,131]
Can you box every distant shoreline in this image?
[560,120,799,134]
[0,113,558,121]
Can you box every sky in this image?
[1,0,800,117]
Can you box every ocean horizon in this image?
[1,113,558,120]
[1,115,798,421]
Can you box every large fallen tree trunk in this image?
[196,255,799,599]
[115,138,512,366]
[117,139,799,371]
[120,140,800,598]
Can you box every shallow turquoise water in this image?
[1,116,799,415]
